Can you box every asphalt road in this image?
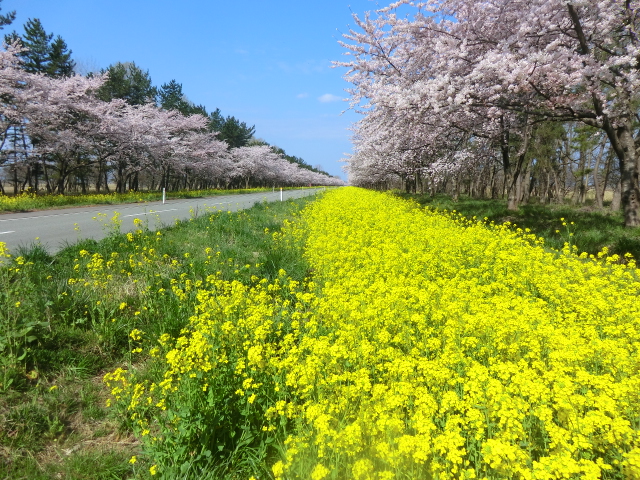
[0,188,324,254]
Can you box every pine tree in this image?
[3,30,18,45]
[16,18,52,74]
[206,109,255,147]
[0,0,15,30]
[219,116,255,148]
[5,18,75,77]
[159,80,210,117]
[208,108,225,132]
[159,79,189,113]
[189,103,208,117]
[47,36,75,77]
[98,62,157,105]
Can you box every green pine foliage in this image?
[6,18,75,77]
[47,36,75,78]
[97,62,157,105]
[0,0,15,30]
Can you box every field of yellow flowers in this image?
[107,187,640,479]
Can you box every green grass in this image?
[0,448,137,480]
[0,195,316,479]
[395,192,640,260]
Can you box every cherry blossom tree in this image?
[0,43,29,193]
[341,0,640,224]
[0,43,340,193]
[22,73,105,193]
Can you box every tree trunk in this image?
[603,121,640,226]
[544,172,552,203]
[490,163,498,199]
[552,168,563,203]
[33,163,39,193]
[57,166,66,194]
[501,117,532,211]
[571,148,586,205]
[22,165,31,192]
[452,174,460,201]
[95,160,104,193]
[42,159,52,194]
[520,158,535,205]
[592,138,606,209]
[620,151,640,225]
[80,174,87,195]
[611,179,622,212]
[505,151,529,211]
[602,149,614,204]
[12,162,18,196]
[117,165,126,194]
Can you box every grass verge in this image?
[0,195,315,479]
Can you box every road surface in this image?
[0,188,323,254]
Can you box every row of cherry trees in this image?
[340,0,640,226]
[0,44,342,195]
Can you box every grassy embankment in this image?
[0,186,314,213]
[395,192,640,260]
[0,195,315,479]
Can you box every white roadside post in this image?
[162,188,166,204]
[280,188,283,202]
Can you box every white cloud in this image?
[318,93,342,103]
[296,93,309,99]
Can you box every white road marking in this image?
[122,209,179,218]
[0,231,15,235]
[0,207,184,222]
[0,211,88,222]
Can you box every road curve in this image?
[0,188,324,254]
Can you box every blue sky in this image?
[2,0,382,179]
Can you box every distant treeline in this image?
[0,3,341,194]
